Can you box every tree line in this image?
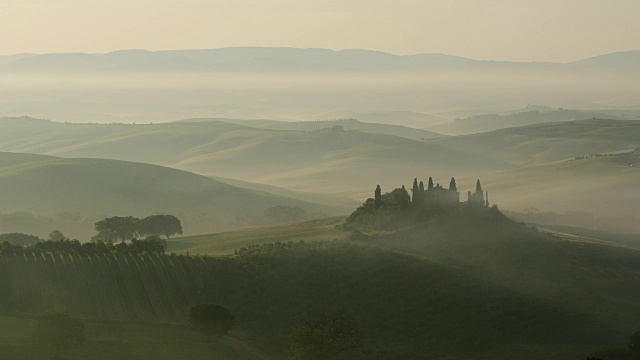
[0,236,167,256]
[0,214,183,256]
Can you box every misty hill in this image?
[571,50,640,69]
[210,176,358,213]
[430,107,640,135]
[0,152,339,237]
[316,110,448,129]
[431,119,640,166]
[0,117,506,197]
[196,117,445,140]
[0,48,518,73]
[2,48,638,124]
[2,48,638,74]
[462,151,640,220]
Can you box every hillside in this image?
[174,115,444,140]
[0,152,339,238]
[460,151,640,219]
[366,211,640,349]
[0,219,621,359]
[215,118,445,140]
[0,315,274,360]
[0,117,505,197]
[430,119,640,166]
[430,107,640,135]
[316,110,448,129]
[4,211,640,358]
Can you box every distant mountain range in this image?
[0,48,638,73]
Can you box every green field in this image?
[167,216,349,255]
[2,212,640,358]
[1,252,212,322]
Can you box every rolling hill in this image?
[0,117,506,198]
[201,117,445,140]
[431,119,640,166]
[0,152,341,239]
[462,151,640,219]
[1,212,636,359]
[430,107,640,135]
[0,315,274,360]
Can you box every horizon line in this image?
[1,47,639,65]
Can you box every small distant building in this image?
[377,176,489,214]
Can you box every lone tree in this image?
[187,303,235,341]
[289,309,361,360]
[137,214,183,239]
[93,216,139,243]
[34,310,85,360]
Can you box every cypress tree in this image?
[449,177,457,191]
[374,185,382,208]
[428,177,434,190]
[411,178,420,205]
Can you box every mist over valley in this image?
[1,7,640,358]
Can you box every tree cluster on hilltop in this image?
[346,177,492,231]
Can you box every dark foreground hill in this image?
[2,212,640,359]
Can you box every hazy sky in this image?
[2,0,639,62]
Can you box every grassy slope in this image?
[538,225,640,249]
[430,119,640,166]
[174,117,445,139]
[168,212,640,358]
[199,214,640,359]
[167,216,348,255]
[369,211,640,346]
[219,118,446,140]
[0,316,274,360]
[429,109,638,135]
[462,153,640,217]
[0,152,339,236]
[210,176,358,213]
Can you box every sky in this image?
[1,0,639,62]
